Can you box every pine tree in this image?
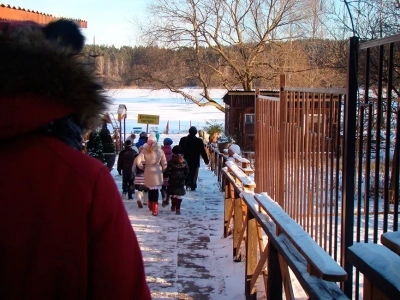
[99,123,116,154]
[99,122,116,170]
[87,131,104,162]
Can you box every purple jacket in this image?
[162,145,173,162]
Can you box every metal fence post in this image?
[341,36,359,297]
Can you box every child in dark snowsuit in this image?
[161,137,173,207]
[117,140,137,200]
[163,145,189,214]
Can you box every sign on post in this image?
[138,114,160,125]
[117,104,127,121]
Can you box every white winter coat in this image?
[135,142,167,187]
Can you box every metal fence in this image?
[253,34,400,298]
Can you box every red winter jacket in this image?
[0,20,150,300]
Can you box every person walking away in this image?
[126,132,136,144]
[161,137,173,207]
[0,19,150,299]
[125,132,139,152]
[135,131,147,149]
[117,140,137,200]
[136,132,167,216]
[132,146,148,208]
[179,126,209,191]
[164,146,189,214]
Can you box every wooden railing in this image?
[207,146,348,299]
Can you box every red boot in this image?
[171,197,176,212]
[148,201,153,211]
[175,198,182,215]
[152,203,159,216]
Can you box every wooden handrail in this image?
[255,192,347,282]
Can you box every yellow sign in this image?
[138,114,160,125]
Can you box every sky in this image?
[7,0,148,47]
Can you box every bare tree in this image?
[134,0,309,112]
[327,0,400,39]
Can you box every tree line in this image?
[82,0,400,113]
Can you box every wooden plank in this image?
[225,161,256,188]
[254,192,347,282]
[381,231,400,255]
[245,211,258,299]
[348,243,400,299]
[233,197,243,258]
[242,192,348,299]
[250,241,268,293]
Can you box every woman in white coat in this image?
[136,132,167,216]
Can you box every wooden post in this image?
[245,211,258,300]
[224,184,233,238]
[233,195,243,258]
[279,74,287,208]
[267,240,283,299]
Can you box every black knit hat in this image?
[124,140,132,147]
[172,145,183,155]
[189,126,197,134]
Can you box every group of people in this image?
[117,126,210,216]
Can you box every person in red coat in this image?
[0,20,151,299]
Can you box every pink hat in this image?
[147,132,157,143]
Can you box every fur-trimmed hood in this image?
[0,20,110,140]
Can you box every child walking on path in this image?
[161,137,173,207]
[136,133,167,216]
[163,145,189,215]
[117,140,137,200]
[132,146,148,208]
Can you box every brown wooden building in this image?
[223,90,279,151]
[0,4,87,27]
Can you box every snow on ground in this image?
[110,133,307,299]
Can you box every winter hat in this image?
[139,132,147,138]
[228,144,241,155]
[0,19,84,53]
[124,140,132,147]
[172,145,183,155]
[163,138,173,146]
[189,126,197,135]
[147,132,157,144]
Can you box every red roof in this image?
[0,4,87,28]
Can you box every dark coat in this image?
[179,134,209,167]
[117,147,137,176]
[0,21,150,300]
[164,155,189,196]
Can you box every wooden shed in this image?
[223,90,279,151]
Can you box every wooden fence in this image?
[208,146,348,299]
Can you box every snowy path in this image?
[112,160,249,300]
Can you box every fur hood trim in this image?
[0,21,110,131]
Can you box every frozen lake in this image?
[106,88,226,134]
